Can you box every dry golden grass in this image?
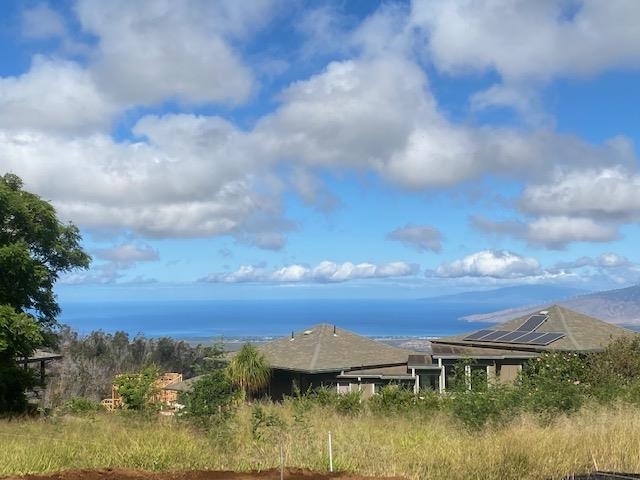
[2,403,640,480]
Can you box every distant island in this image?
[463,284,640,326]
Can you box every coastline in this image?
[198,335,434,352]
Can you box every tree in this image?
[0,173,90,326]
[0,306,43,411]
[181,370,237,421]
[113,366,160,411]
[0,173,90,412]
[226,343,270,399]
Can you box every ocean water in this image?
[58,299,500,340]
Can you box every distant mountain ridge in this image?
[424,285,588,306]
[463,284,640,326]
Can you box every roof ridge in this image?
[555,305,580,349]
[309,331,323,370]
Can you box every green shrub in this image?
[369,384,416,415]
[522,379,584,421]
[519,352,588,420]
[313,385,340,406]
[180,370,238,426]
[113,365,160,411]
[335,390,362,416]
[444,359,522,429]
[415,389,444,413]
[588,336,640,391]
[62,397,104,415]
[447,385,520,430]
[251,404,286,441]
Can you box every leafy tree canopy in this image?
[113,366,160,411]
[182,370,237,420]
[0,173,90,327]
[0,173,89,412]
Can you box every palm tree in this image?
[226,343,271,399]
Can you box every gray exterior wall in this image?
[267,369,342,399]
[497,362,522,384]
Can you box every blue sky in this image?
[1,0,640,301]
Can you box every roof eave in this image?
[337,374,415,380]
[271,361,410,375]
[433,353,537,360]
[432,339,554,353]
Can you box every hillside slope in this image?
[463,284,640,325]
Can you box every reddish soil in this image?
[3,469,405,480]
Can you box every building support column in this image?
[438,358,445,393]
[464,364,472,390]
[487,363,497,387]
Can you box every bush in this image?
[415,389,444,413]
[251,404,286,441]
[180,370,238,425]
[588,336,640,398]
[112,366,160,411]
[518,352,588,420]
[369,384,416,415]
[0,306,43,413]
[443,359,521,429]
[447,384,520,430]
[308,385,339,407]
[0,363,37,414]
[335,390,362,416]
[62,397,104,415]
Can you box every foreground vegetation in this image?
[2,335,637,480]
[2,402,640,480]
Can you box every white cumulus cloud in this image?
[526,216,618,248]
[472,214,619,250]
[521,167,640,221]
[202,260,419,283]
[435,250,540,279]
[95,243,160,265]
[75,0,274,106]
[411,0,640,115]
[0,57,118,134]
[412,0,640,81]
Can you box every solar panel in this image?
[477,330,511,341]
[463,329,565,347]
[511,331,548,344]
[528,332,565,345]
[492,330,530,342]
[516,313,548,331]
[463,329,495,340]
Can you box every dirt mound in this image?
[2,469,405,480]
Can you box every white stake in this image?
[328,431,333,472]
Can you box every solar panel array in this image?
[463,329,564,346]
[463,312,564,346]
[516,313,548,331]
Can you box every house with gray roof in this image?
[256,323,439,399]
[165,306,637,400]
[430,305,637,391]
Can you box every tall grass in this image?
[2,403,640,479]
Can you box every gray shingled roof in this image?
[258,323,417,373]
[162,375,204,392]
[433,305,637,353]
